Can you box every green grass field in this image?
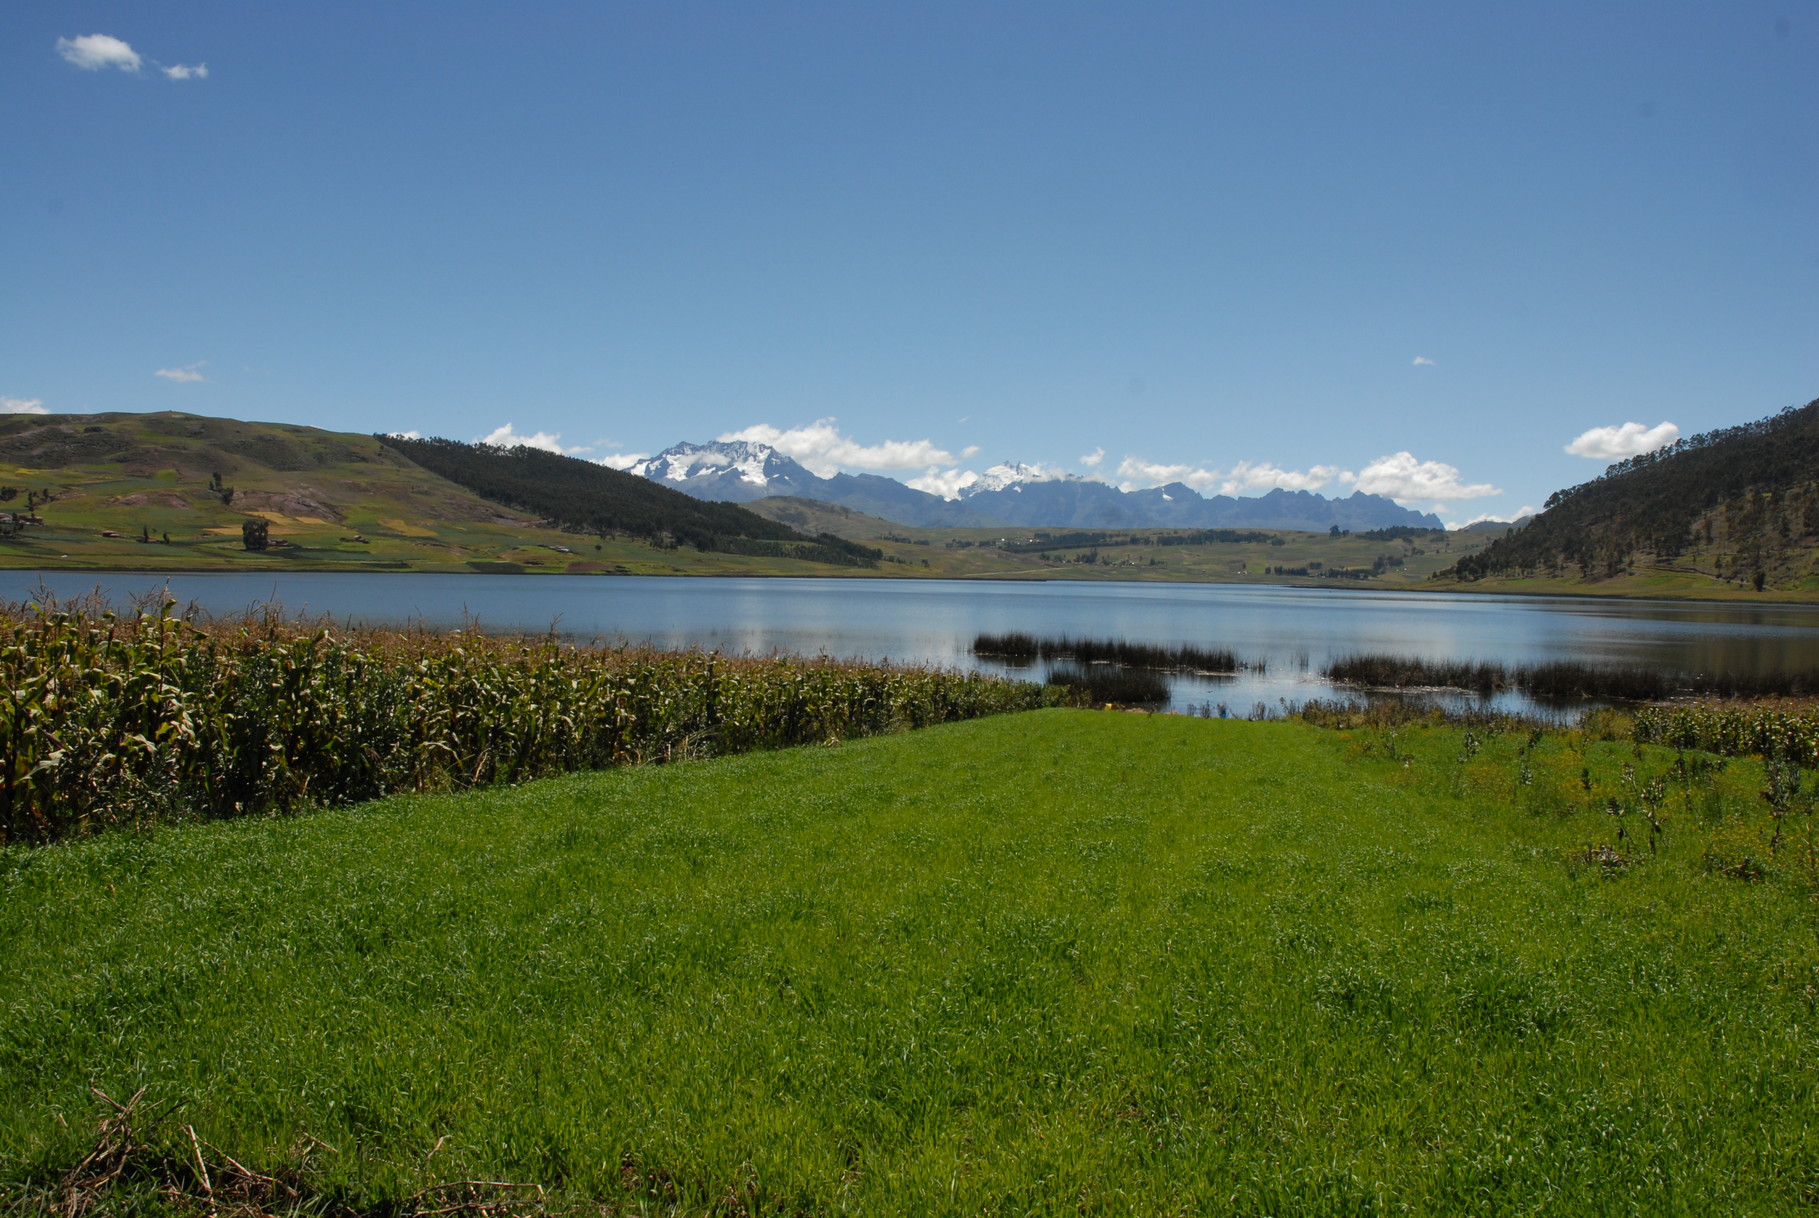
[4,710,1817,1214]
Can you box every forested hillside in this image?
[1445,397,1819,592]
[375,435,881,567]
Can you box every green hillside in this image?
[374,433,881,567]
[0,412,1503,585]
[0,412,878,576]
[1439,396,1819,598]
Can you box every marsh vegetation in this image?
[0,595,1047,845]
[1325,651,1819,703]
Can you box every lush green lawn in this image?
[3,710,1816,1214]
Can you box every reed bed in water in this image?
[972,632,1252,674]
[1040,662,1171,706]
[0,597,1047,845]
[1325,653,1819,703]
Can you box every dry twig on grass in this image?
[53,1087,145,1218]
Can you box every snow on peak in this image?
[629,440,795,487]
[964,461,1077,495]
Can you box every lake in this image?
[4,571,1817,716]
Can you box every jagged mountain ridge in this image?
[627,441,1443,531]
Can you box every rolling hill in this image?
[0,413,877,576]
[1441,396,1819,596]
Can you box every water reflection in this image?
[4,571,1817,716]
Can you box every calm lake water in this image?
[5,571,1818,716]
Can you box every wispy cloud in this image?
[386,430,423,440]
[1351,451,1499,501]
[476,423,590,455]
[1,397,49,415]
[1411,356,1436,366]
[1078,447,1105,468]
[1564,421,1680,460]
[154,362,207,383]
[56,34,141,72]
[718,419,973,477]
[57,34,206,80]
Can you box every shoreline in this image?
[5,559,1818,606]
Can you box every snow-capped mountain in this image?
[625,441,821,502]
[623,439,1444,531]
[963,461,1081,495]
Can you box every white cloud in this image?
[717,418,967,477]
[594,452,649,471]
[387,429,423,440]
[57,34,141,72]
[1113,457,1225,494]
[1446,505,1537,530]
[906,467,980,499]
[476,423,589,455]
[1079,447,1105,468]
[1412,356,1436,366]
[1352,451,1500,501]
[162,63,207,80]
[1111,456,1344,496]
[1217,460,1344,496]
[1,397,49,415]
[154,362,207,383]
[1564,421,1680,460]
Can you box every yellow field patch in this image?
[380,517,437,537]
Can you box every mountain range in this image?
[625,441,1444,532]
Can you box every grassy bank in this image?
[4,710,1816,1213]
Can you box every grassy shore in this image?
[4,709,1816,1213]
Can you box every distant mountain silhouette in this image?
[628,441,1443,532]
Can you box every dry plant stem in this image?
[409,1179,548,1216]
[186,1124,215,1217]
[54,1087,144,1218]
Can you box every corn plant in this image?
[0,600,1050,845]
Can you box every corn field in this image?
[1633,702,1819,766]
[0,598,1049,844]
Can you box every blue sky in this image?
[4,3,1814,525]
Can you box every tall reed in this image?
[972,633,1248,673]
[1325,653,1819,703]
[0,599,1047,845]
